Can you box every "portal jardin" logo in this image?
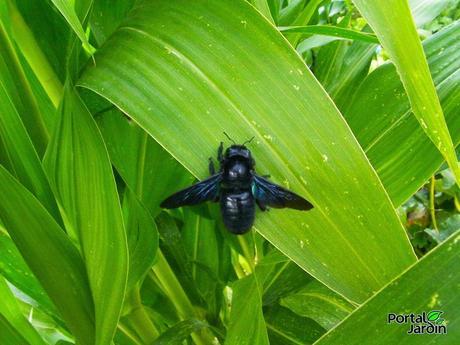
[387,311,447,334]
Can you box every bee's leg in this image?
[256,199,269,212]
[208,157,216,175]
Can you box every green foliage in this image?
[0,0,458,344]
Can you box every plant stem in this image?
[7,0,63,107]
[123,286,159,344]
[151,250,212,345]
[430,176,438,232]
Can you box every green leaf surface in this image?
[225,275,269,345]
[281,280,355,330]
[0,231,57,318]
[316,231,460,345]
[80,0,416,302]
[0,166,95,345]
[49,0,91,50]
[96,108,193,218]
[265,305,325,345]
[0,277,47,345]
[279,25,379,44]
[409,0,454,27]
[351,0,460,185]
[152,319,208,345]
[344,21,460,206]
[122,190,158,289]
[0,313,30,345]
[43,86,128,345]
[0,79,60,221]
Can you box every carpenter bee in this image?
[160,134,313,234]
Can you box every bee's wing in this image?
[252,175,313,210]
[160,173,222,208]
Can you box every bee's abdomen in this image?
[220,190,255,234]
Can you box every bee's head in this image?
[225,145,252,160]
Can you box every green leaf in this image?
[351,0,460,185]
[0,166,95,345]
[0,313,30,345]
[279,25,379,44]
[152,319,208,345]
[48,0,92,51]
[265,305,326,345]
[96,108,193,218]
[122,190,158,289]
[79,0,416,302]
[43,86,128,345]
[409,0,454,27]
[281,280,355,330]
[344,21,460,206]
[0,79,60,221]
[0,277,47,345]
[226,275,269,345]
[0,231,57,318]
[316,231,460,344]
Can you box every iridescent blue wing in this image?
[160,173,222,208]
[252,175,313,210]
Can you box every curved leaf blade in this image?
[351,0,460,185]
[278,25,379,44]
[316,231,460,345]
[43,86,128,345]
[79,0,416,302]
[0,166,95,345]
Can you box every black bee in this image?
[160,134,313,234]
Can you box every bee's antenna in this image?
[223,131,236,144]
[242,136,255,146]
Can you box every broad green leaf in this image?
[351,0,460,185]
[0,231,57,318]
[344,21,460,206]
[152,319,208,345]
[265,305,325,345]
[90,0,135,45]
[281,280,355,330]
[0,277,47,345]
[43,86,128,345]
[278,25,379,44]
[79,0,416,302]
[0,80,60,221]
[226,275,269,345]
[316,231,460,345]
[0,166,95,345]
[249,0,275,23]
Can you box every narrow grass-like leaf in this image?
[48,0,92,51]
[80,0,416,302]
[0,277,47,345]
[279,25,378,44]
[152,319,208,345]
[316,231,460,344]
[344,21,460,206]
[43,86,128,345]
[226,275,269,345]
[351,0,460,185]
[409,0,453,27]
[0,313,30,345]
[0,166,95,345]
